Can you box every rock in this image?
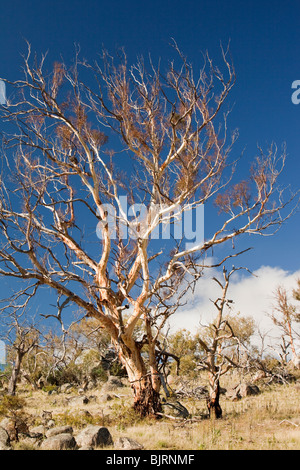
[175,384,208,400]
[239,383,260,398]
[19,435,42,449]
[0,417,28,441]
[226,383,260,400]
[115,437,144,450]
[87,395,97,402]
[77,410,93,418]
[60,383,73,393]
[0,419,14,441]
[76,425,113,449]
[87,381,96,391]
[0,427,10,449]
[101,393,113,401]
[67,395,90,407]
[0,442,11,450]
[226,386,241,401]
[40,433,77,450]
[29,425,47,437]
[46,426,73,438]
[162,401,189,418]
[41,410,53,423]
[102,376,123,392]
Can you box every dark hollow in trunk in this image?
[132,377,162,417]
[207,381,223,419]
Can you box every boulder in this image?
[60,383,73,393]
[75,425,113,449]
[19,435,42,449]
[226,386,241,401]
[41,410,53,423]
[0,442,11,451]
[100,393,113,402]
[0,427,11,450]
[162,400,189,418]
[226,383,260,400]
[40,433,77,450]
[115,437,144,450]
[29,425,47,437]
[0,417,28,441]
[76,410,93,419]
[68,395,90,406]
[101,376,123,392]
[239,383,260,398]
[46,426,73,438]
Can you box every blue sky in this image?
[0,0,299,327]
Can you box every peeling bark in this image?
[207,376,222,419]
[120,337,162,417]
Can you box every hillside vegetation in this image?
[0,369,299,450]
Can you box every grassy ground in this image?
[11,374,300,450]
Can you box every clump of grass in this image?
[42,385,58,394]
[156,440,170,448]
[109,401,146,430]
[13,441,38,451]
[0,394,26,415]
[54,410,100,429]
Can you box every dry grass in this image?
[11,377,300,450]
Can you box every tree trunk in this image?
[119,339,162,417]
[8,352,24,396]
[22,372,39,391]
[207,373,222,419]
[132,374,162,417]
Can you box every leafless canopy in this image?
[0,43,297,413]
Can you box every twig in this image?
[279,419,299,427]
[155,412,203,423]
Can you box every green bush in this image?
[0,394,26,416]
[47,362,82,386]
[90,365,108,382]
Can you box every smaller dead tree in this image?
[196,266,250,418]
[271,284,300,369]
[3,316,40,396]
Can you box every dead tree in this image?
[271,285,300,368]
[0,43,297,415]
[1,314,40,396]
[197,267,251,418]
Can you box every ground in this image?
[2,370,298,451]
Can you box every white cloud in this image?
[0,340,6,364]
[0,80,6,105]
[169,265,300,350]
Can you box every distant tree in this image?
[0,312,40,395]
[0,43,297,416]
[167,329,198,377]
[196,267,255,418]
[292,279,300,305]
[271,283,300,369]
